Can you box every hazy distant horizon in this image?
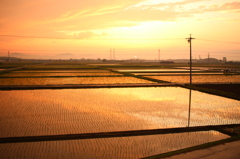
[1,48,239,61]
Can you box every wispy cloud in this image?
[0,31,107,39]
[0,0,240,39]
[129,0,204,8]
[198,1,240,12]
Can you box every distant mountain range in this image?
[5,52,78,59]
[57,53,73,56]
[0,56,20,60]
[10,53,28,57]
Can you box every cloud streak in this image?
[0,0,240,53]
[1,0,239,34]
[188,1,240,13]
[0,31,107,39]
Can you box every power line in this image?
[197,39,240,44]
[1,34,240,44]
[96,38,183,40]
[0,35,240,44]
[193,50,240,54]
[0,35,72,39]
[0,35,183,40]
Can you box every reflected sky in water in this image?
[1,72,122,77]
[117,69,201,72]
[0,87,239,138]
[0,131,228,159]
[146,75,240,83]
[0,76,154,85]
[134,72,223,75]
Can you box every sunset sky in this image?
[0,0,240,60]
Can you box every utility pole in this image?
[186,34,195,85]
[188,89,192,127]
[8,51,10,62]
[158,49,160,62]
[113,49,115,61]
[208,52,210,63]
[110,49,112,60]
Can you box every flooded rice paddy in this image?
[0,63,239,158]
[27,65,92,69]
[0,85,239,158]
[0,77,154,85]
[0,131,228,159]
[14,70,110,72]
[117,69,201,72]
[1,87,239,138]
[146,75,240,83]
[1,72,122,77]
[88,64,121,66]
[133,72,223,75]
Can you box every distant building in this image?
[223,57,227,63]
[200,58,221,63]
[160,60,174,64]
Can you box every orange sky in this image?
[0,0,240,60]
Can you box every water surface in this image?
[0,77,154,85]
[117,69,201,72]
[0,131,228,159]
[0,87,239,137]
[1,72,122,77]
[0,87,237,158]
[14,70,110,72]
[134,72,223,76]
[146,75,240,83]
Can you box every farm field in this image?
[14,69,110,72]
[0,131,228,159]
[0,77,154,85]
[146,75,240,83]
[1,87,238,159]
[0,87,239,137]
[1,62,240,85]
[0,61,239,158]
[0,72,122,77]
[116,69,202,72]
[133,72,224,75]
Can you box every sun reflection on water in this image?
[0,87,239,138]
